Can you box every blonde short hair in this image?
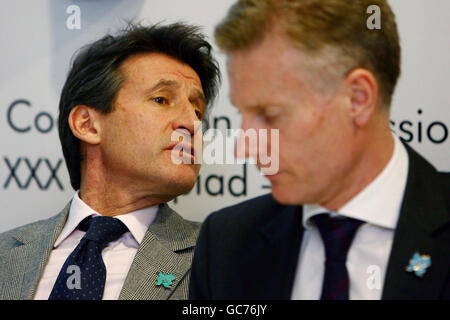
[215,0,401,106]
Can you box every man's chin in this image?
[156,178,197,202]
[166,171,198,194]
[167,161,199,177]
[270,185,303,206]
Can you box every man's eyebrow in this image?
[147,79,179,93]
[230,100,265,111]
[147,78,207,108]
[192,88,207,106]
[229,97,260,110]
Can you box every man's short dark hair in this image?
[58,22,221,190]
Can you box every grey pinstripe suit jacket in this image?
[0,202,200,300]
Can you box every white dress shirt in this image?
[34,192,158,300]
[291,134,409,300]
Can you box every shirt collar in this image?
[54,191,158,247]
[303,134,409,230]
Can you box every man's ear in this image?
[345,68,379,128]
[68,105,102,145]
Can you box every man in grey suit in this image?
[0,23,220,300]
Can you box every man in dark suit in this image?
[0,23,220,300]
[189,0,450,300]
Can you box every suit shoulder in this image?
[180,217,202,234]
[165,205,202,232]
[406,145,449,185]
[212,193,279,215]
[0,216,55,251]
[405,144,450,217]
[439,171,450,185]
[0,216,54,239]
[172,216,202,251]
[406,143,446,178]
[158,204,202,251]
[227,193,278,208]
[438,171,450,212]
[204,193,284,232]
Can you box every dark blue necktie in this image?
[48,216,128,300]
[312,213,364,300]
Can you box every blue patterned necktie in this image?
[312,213,364,300]
[48,215,128,300]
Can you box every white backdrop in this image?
[0,0,449,232]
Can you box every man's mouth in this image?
[166,142,196,163]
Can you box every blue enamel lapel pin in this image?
[156,272,175,288]
[406,252,431,277]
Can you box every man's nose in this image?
[171,101,200,135]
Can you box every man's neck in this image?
[78,163,170,216]
[319,126,395,212]
[78,187,163,217]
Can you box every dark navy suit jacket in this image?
[189,145,450,299]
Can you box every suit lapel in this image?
[1,203,69,299]
[256,204,304,299]
[382,145,450,299]
[119,204,198,300]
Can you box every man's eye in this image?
[153,97,169,104]
[264,106,281,118]
[264,114,278,121]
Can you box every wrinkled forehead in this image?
[121,52,203,88]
